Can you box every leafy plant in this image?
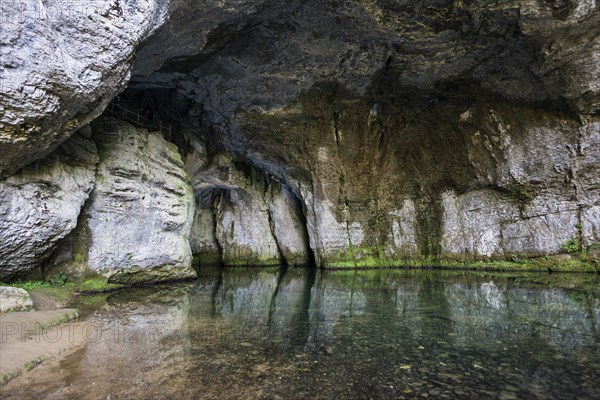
[560,238,580,254]
[48,272,68,287]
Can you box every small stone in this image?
[0,286,33,312]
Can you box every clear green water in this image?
[3,268,599,399]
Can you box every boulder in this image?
[82,118,196,283]
[0,0,169,178]
[0,131,98,280]
[0,287,33,312]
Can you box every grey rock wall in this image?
[0,130,98,280]
[266,182,311,266]
[81,118,196,283]
[189,205,221,266]
[1,0,599,273]
[0,0,169,178]
[183,138,311,267]
[122,0,599,267]
[214,189,281,266]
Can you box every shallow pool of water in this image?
[2,268,599,399]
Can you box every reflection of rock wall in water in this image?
[187,270,600,352]
[445,282,600,349]
[52,287,194,399]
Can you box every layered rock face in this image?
[1,0,599,275]
[0,130,98,280]
[0,117,197,282]
[185,139,312,267]
[75,118,197,283]
[126,0,599,266]
[181,94,599,267]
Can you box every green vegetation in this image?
[23,358,44,372]
[38,309,80,329]
[225,266,280,274]
[0,276,122,293]
[2,280,49,291]
[76,277,122,292]
[560,238,581,254]
[323,245,597,273]
[223,253,281,267]
[511,189,532,205]
[48,272,68,287]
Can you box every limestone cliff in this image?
[0,117,198,282]
[123,0,600,267]
[82,118,196,283]
[184,139,312,267]
[0,129,98,280]
[1,0,599,277]
[0,0,168,178]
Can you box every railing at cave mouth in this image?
[105,100,173,140]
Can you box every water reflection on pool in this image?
[3,268,599,399]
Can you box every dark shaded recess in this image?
[415,194,444,260]
[42,193,95,280]
[118,86,191,128]
[158,20,274,74]
[159,20,265,74]
[373,60,573,117]
[188,188,224,268]
[294,192,318,269]
[232,161,268,188]
[210,267,224,318]
[289,267,317,348]
[267,265,289,329]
